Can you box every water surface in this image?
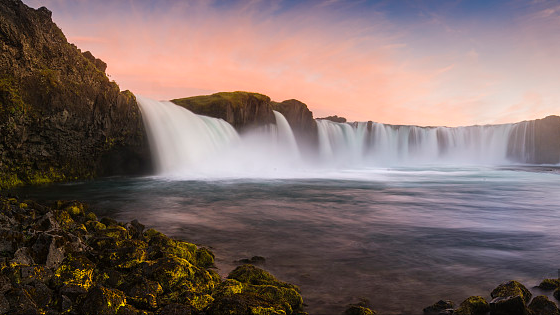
[10,166,560,314]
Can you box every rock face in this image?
[507,115,560,164]
[272,99,318,151]
[0,0,151,189]
[171,92,275,132]
[0,196,307,315]
[317,115,347,123]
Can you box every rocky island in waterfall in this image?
[2,0,560,314]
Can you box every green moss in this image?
[85,220,106,232]
[538,278,560,290]
[0,75,27,116]
[0,173,24,190]
[195,247,215,267]
[53,209,76,230]
[490,280,532,304]
[53,255,95,289]
[251,306,287,315]
[455,296,489,315]
[171,91,270,123]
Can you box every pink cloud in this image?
[22,0,560,126]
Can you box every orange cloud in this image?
[22,0,560,126]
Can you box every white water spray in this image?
[137,96,304,178]
[137,95,542,178]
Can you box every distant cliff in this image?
[0,0,151,189]
[507,115,560,164]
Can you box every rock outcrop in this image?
[0,0,151,189]
[171,92,275,132]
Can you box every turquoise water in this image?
[10,166,560,314]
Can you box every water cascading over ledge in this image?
[316,117,560,166]
[137,95,560,176]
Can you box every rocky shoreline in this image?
[2,195,559,315]
[0,195,316,315]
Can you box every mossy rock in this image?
[489,295,528,315]
[213,266,304,315]
[538,278,560,290]
[142,255,196,291]
[490,280,532,304]
[80,285,127,315]
[206,292,279,315]
[101,239,147,269]
[344,305,376,315]
[52,254,95,289]
[554,287,559,300]
[85,220,106,232]
[528,295,560,315]
[454,296,489,315]
[123,278,163,310]
[195,247,215,268]
[228,264,290,287]
[423,300,454,314]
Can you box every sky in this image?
[24,0,560,126]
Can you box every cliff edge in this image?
[0,0,151,189]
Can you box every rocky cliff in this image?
[0,0,151,189]
[171,92,275,132]
[507,115,560,164]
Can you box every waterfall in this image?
[137,96,304,178]
[137,95,553,176]
[316,120,531,166]
[136,95,240,175]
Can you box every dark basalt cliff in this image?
[171,92,276,132]
[0,0,151,189]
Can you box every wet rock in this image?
[0,294,9,314]
[527,295,560,315]
[555,287,559,300]
[80,286,126,315]
[490,280,532,304]
[344,300,376,315]
[156,303,196,315]
[123,278,163,310]
[4,287,40,314]
[11,247,34,265]
[124,219,144,240]
[537,278,560,290]
[423,300,454,315]
[489,295,528,315]
[237,256,266,265]
[52,255,95,289]
[228,264,282,286]
[23,280,53,309]
[454,296,489,315]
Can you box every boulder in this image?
[490,280,532,304]
[80,286,126,315]
[489,295,528,315]
[423,299,454,315]
[537,278,560,290]
[454,296,490,315]
[528,295,560,315]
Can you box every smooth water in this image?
[11,166,560,314]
